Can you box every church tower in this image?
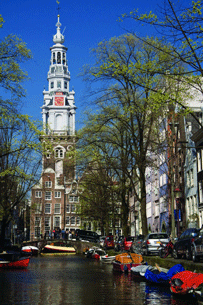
[30,15,80,240]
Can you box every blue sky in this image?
[0,0,168,129]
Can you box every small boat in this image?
[21,246,39,256]
[85,247,108,260]
[112,252,143,272]
[41,244,76,255]
[170,270,203,296]
[144,264,185,285]
[131,264,156,278]
[0,251,30,269]
[101,255,115,263]
[0,257,30,269]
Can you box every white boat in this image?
[101,255,115,263]
[41,244,76,254]
[21,246,39,256]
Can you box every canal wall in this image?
[143,255,203,273]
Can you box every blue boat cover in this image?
[144,264,185,284]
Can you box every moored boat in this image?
[41,244,76,255]
[170,270,203,296]
[0,251,30,269]
[113,252,143,272]
[21,246,39,256]
[0,257,30,269]
[144,264,185,285]
[85,247,108,259]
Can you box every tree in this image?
[79,34,184,236]
[0,16,43,247]
[122,1,203,91]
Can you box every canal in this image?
[0,255,199,305]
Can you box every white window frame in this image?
[55,203,61,214]
[66,216,70,225]
[66,204,70,213]
[55,191,61,198]
[54,216,61,228]
[45,191,52,200]
[69,196,74,202]
[71,216,75,225]
[55,148,64,158]
[45,203,51,214]
[45,181,52,188]
[71,204,76,213]
[35,191,42,198]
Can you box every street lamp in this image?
[174,188,182,238]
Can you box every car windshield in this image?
[149,234,168,239]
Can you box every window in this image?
[51,82,54,88]
[66,204,70,213]
[71,216,75,225]
[76,216,80,225]
[57,52,61,64]
[160,173,167,187]
[55,148,63,158]
[74,196,79,202]
[35,217,40,238]
[66,216,70,225]
[45,191,52,200]
[45,217,51,233]
[35,203,42,214]
[64,81,67,89]
[45,203,51,214]
[55,203,61,214]
[54,216,60,227]
[69,196,74,202]
[45,181,52,188]
[35,191,42,198]
[71,204,75,213]
[146,202,152,218]
[190,169,194,187]
[57,81,61,88]
[53,52,56,64]
[55,191,61,198]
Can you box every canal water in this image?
[0,255,199,305]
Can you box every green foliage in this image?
[0,34,32,98]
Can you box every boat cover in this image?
[145,264,185,284]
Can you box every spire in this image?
[53,14,65,44]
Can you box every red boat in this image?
[0,256,30,269]
[113,252,143,272]
[170,270,203,295]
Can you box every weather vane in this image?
[56,1,60,15]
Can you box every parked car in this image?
[131,234,145,253]
[104,235,114,249]
[191,229,203,262]
[75,229,99,243]
[99,236,106,248]
[173,228,201,260]
[141,233,170,256]
[114,235,124,251]
[123,236,135,251]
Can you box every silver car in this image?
[141,233,170,256]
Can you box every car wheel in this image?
[192,248,200,262]
[173,248,181,259]
[185,248,192,260]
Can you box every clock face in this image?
[55,96,64,106]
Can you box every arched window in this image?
[53,52,56,64]
[57,52,61,64]
[55,147,64,158]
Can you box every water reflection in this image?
[0,255,199,305]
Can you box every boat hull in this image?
[41,245,76,254]
[0,257,30,269]
[113,261,141,272]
